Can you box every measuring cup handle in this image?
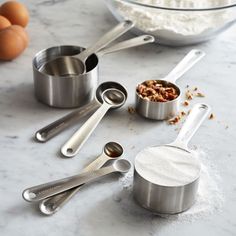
[61,103,111,157]
[165,49,205,84]
[172,103,211,149]
[97,35,154,56]
[35,100,100,142]
[78,20,134,61]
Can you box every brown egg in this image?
[0,25,27,60]
[0,1,29,27]
[0,15,11,30]
[10,25,29,48]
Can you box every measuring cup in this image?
[33,35,153,108]
[40,20,134,76]
[22,159,131,202]
[133,103,211,214]
[35,81,127,142]
[39,142,123,215]
[135,49,205,120]
[61,88,126,157]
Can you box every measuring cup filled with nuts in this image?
[135,49,205,120]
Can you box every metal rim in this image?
[121,0,236,11]
[33,45,99,78]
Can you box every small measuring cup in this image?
[22,159,131,202]
[61,88,127,157]
[39,142,123,215]
[35,81,127,142]
[135,49,205,120]
[133,103,211,214]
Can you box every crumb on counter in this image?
[128,106,136,114]
[209,113,215,120]
[183,100,190,106]
[195,92,205,97]
[186,90,193,100]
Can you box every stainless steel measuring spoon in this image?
[40,20,134,76]
[61,88,127,157]
[134,103,211,214]
[39,142,123,215]
[135,49,206,120]
[22,159,131,202]
[35,81,127,142]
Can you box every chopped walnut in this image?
[128,106,135,114]
[209,113,215,120]
[137,80,179,102]
[186,90,193,100]
[195,92,205,97]
[168,116,181,125]
[183,100,190,106]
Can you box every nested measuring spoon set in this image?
[23,21,211,216]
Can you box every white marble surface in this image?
[0,0,236,235]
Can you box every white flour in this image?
[135,146,200,186]
[119,149,224,222]
[113,0,232,40]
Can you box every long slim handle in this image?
[172,103,211,150]
[35,99,100,142]
[164,49,205,84]
[78,20,134,62]
[23,166,116,202]
[39,153,108,214]
[61,103,111,157]
[97,35,154,56]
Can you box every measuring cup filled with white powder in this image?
[133,103,211,214]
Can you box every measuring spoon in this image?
[22,159,131,202]
[39,142,123,215]
[40,20,134,76]
[61,88,126,157]
[35,81,127,142]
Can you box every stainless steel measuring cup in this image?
[35,81,127,142]
[135,49,205,120]
[61,88,127,157]
[22,159,131,202]
[33,35,153,108]
[40,20,134,76]
[39,142,123,215]
[133,103,211,214]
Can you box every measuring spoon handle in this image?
[173,103,211,149]
[61,103,111,157]
[165,49,205,84]
[23,166,116,202]
[78,20,134,61]
[97,35,154,56]
[35,99,100,142]
[39,153,109,215]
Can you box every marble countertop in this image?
[0,0,236,235]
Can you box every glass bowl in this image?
[105,0,236,46]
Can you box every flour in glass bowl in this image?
[112,0,233,44]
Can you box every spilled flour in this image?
[118,149,224,222]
